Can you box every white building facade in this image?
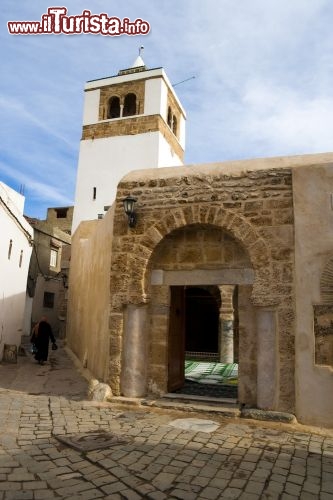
[72,56,186,232]
[0,182,33,360]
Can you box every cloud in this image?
[0,96,76,148]
[1,0,333,215]
[0,159,72,206]
[240,81,333,153]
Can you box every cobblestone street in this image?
[0,342,332,499]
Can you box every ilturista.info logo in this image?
[7,7,150,36]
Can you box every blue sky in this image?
[1,0,333,218]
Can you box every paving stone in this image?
[284,481,302,496]
[322,481,333,493]
[34,490,56,499]
[1,344,333,500]
[170,489,198,500]
[302,480,321,494]
[201,486,226,499]
[0,483,21,491]
[4,491,34,500]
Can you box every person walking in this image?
[31,316,57,365]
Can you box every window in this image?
[19,250,23,268]
[50,248,58,268]
[55,208,68,219]
[8,239,12,259]
[108,96,120,119]
[43,292,55,308]
[172,115,178,136]
[167,107,172,127]
[93,187,97,200]
[123,93,136,117]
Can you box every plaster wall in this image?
[0,184,33,358]
[293,163,333,427]
[144,79,186,149]
[144,77,166,117]
[72,132,183,232]
[83,89,100,125]
[66,206,114,382]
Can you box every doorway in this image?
[168,285,238,399]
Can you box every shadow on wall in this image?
[0,290,27,360]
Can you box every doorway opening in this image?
[168,285,239,400]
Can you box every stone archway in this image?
[109,206,273,306]
[144,222,256,402]
[109,204,291,411]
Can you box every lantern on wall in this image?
[122,196,137,228]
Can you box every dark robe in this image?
[34,321,55,362]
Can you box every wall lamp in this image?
[122,196,137,228]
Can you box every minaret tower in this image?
[72,51,186,232]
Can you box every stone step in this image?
[143,394,241,417]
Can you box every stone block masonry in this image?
[108,161,296,411]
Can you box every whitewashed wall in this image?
[0,183,33,359]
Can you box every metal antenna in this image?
[173,76,196,87]
[139,46,144,56]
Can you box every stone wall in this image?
[108,160,296,411]
[66,152,333,425]
[98,80,145,120]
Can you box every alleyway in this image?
[0,340,333,499]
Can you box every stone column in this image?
[120,304,148,397]
[256,307,277,410]
[219,285,235,364]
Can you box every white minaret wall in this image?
[144,74,186,149]
[73,131,182,226]
[0,183,33,358]
[72,62,186,232]
[83,89,100,125]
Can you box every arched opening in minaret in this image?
[172,115,178,136]
[167,106,172,127]
[123,93,137,117]
[108,96,120,119]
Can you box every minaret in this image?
[72,51,186,232]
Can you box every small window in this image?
[93,187,97,200]
[55,208,68,219]
[50,248,58,268]
[19,250,23,268]
[108,96,120,119]
[172,115,178,136]
[43,292,55,309]
[8,239,12,260]
[167,107,172,127]
[123,93,136,117]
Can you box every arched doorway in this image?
[145,223,254,401]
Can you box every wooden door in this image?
[168,286,185,392]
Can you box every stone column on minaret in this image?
[219,285,235,364]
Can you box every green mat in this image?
[185,360,238,385]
